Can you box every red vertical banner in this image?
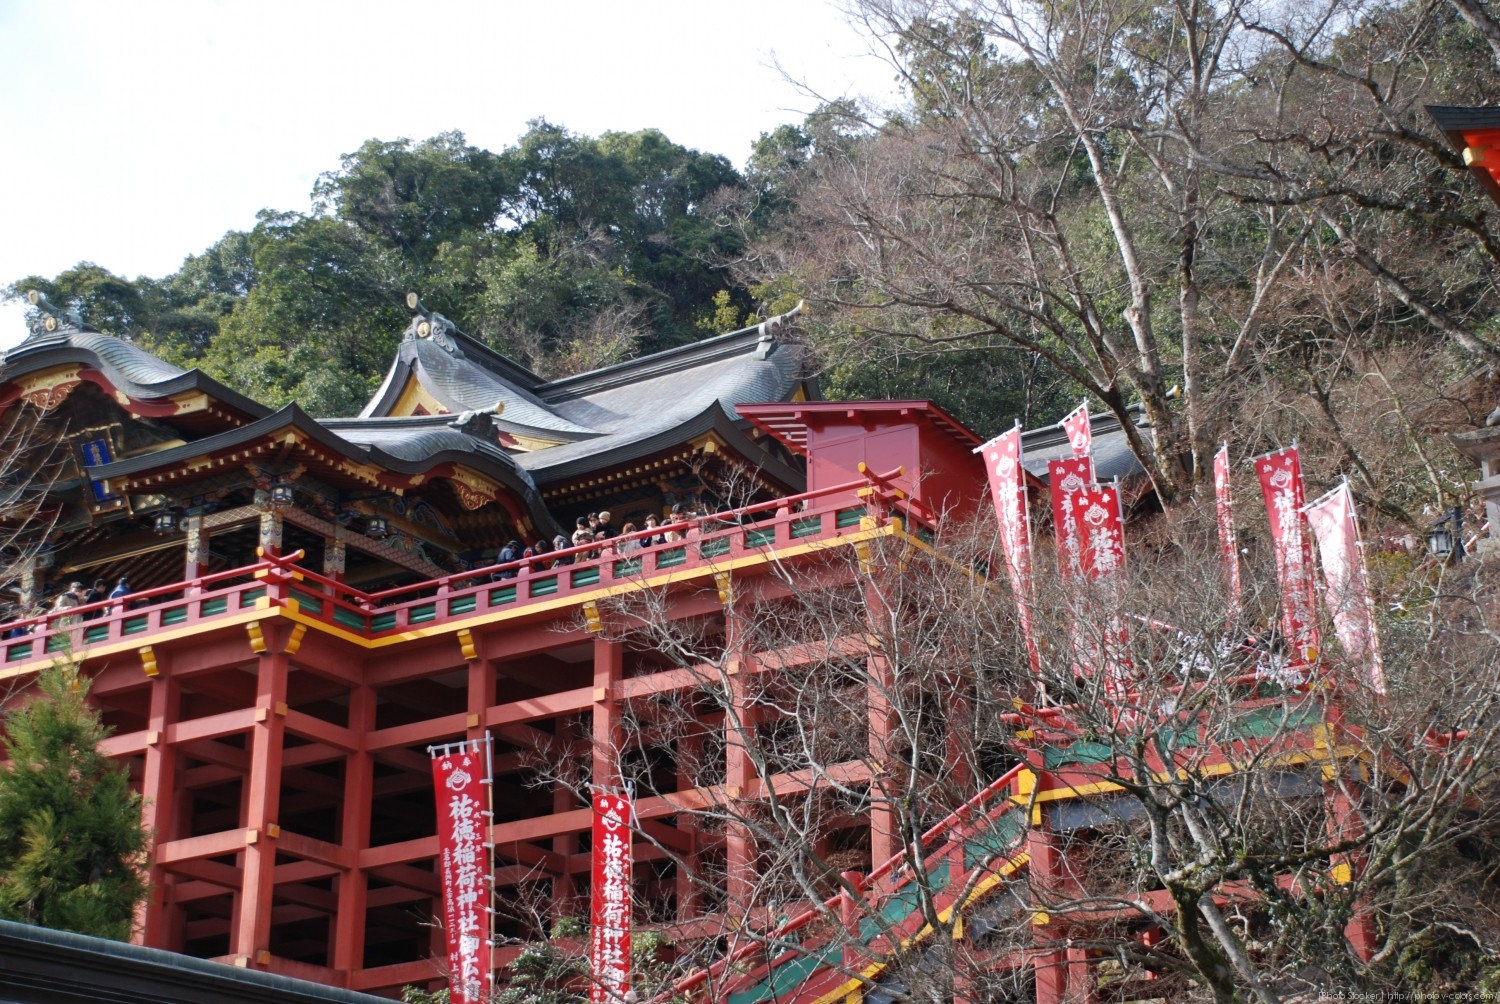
[1048,456,1093,578]
[432,749,492,1004]
[590,792,632,1003]
[1071,482,1131,700]
[1061,401,1092,457]
[1213,444,1242,621]
[1072,483,1125,580]
[1303,483,1385,694]
[1255,446,1320,671]
[979,426,1040,673]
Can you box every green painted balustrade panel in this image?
[199,596,229,616]
[835,506,867,528]
[727,946,840,1004]
[745,526,777,548]
[656,547,687,568]
[370,612,397,631]
[5,641,33,662]
[1043,740,1115,769]
[408,604,437,625]
[613,558,642,577]
[570,567,601,588]
[858,861,950,942]
[82,625,110,644]
[964,809,1027,871]
[240,588,266,607]
[531,576,559,597]
[447,594,476,616]
[489,585,517,606]
[290,592,323,615]
[123,616,149,635]
[160,607,188,627]
[333,607,367,631]
[790,516,822,538]
[699,536,732,558]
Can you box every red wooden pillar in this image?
[551,785,578,922]
[674,729,704,920]
[1067,946,1097,1003]
[592,636,624,788]
[136,670,180,947]
[1027,803,1068,1004]
[723,604,758,913]
[333,683,374,979]
[945,679,975,799]
[234,640,289,965]
[866,578,898,870]
[1325,768,1378,960]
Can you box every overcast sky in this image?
[0,0,898,347]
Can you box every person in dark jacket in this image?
[82,579,108,619]
[493,540,522,580]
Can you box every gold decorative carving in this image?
[583,601,602,634]
[457,628,478,662]
[451,480,495,511]
[246,622,267,654]
[18,366,83,410]
[139,646,158,678]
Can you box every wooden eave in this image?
[1427,104,1500,207]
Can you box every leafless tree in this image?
[741,0,1500,504]
[513,506,1500,1002]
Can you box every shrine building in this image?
[2,298,1135,996]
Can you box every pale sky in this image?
[0,0,899,347]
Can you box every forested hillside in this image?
[11,0,1500,526]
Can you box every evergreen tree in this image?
[0,665,147,939]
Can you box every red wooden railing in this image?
[665,762,1031,1003]
[2,469,926,667]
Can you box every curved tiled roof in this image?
[391,338,598,436]
[90,406,558,536]
[360,304,813,484]
[2,325,268,420]
[1021,407,1150,485]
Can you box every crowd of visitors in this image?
[1,576,132,638]
[488,502,710,580]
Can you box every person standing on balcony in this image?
[108,577,131,611]
[493,541,522,580]
[616,523,641,554]
[597,510,619,538]
[551,534,573,567]
[643,514,663,546]
[53,583,84,627]
[82,579,108,619]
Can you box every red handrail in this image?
[665,762,1029,1000]
[1,469,910,645]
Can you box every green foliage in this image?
[0,665,147,940]
[10,121,759,410]
[399,920,677,1004]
